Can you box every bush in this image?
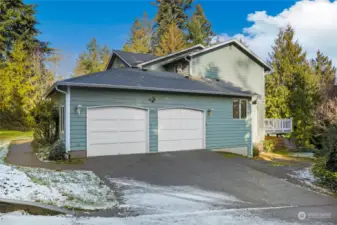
[319,125,337,172]
[253,145,260,157]
[263,140,275,153]
[312,157,337,192]
[48,140,66,161]
[32,99,58,145]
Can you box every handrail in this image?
[265,118,293,134]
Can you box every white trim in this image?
[86,105,150,155]
[157,107,206,151]
[138,44,205,67]
[189,39,272,71]
[65,86,71,152]
[232,99,248,120]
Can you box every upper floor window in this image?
[233,99,247,119]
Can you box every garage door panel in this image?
[87,107,148,156]
[158,108,204,152]
[88,142,147,157]
[159,119,203,130]
[159,129,203,141]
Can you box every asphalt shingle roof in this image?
[55,68,252,97]
[113,50,157,66]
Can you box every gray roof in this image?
[52,68,252,97]
[113,50,157,67]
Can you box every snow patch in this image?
[0,142,117,210]
[108,178,244,214]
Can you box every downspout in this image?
[55,85,70,153]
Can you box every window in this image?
[233,99,247,119]
[60,106,65,133]
[174,63,183,74]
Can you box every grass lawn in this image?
[0,130,33,141]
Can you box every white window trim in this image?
[233,99,248,120]
[59,105,65,133]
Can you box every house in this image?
[47,39,272,158]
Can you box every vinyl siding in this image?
[68,87,251,155]
[191,44,265,143]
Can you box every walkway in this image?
[6,139,86,170]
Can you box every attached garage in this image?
[87,106,148,156]
[158,108,205,152]
[50,68,253,158]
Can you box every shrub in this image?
[318,125,337,172]
[48,140,66,161]
[253,145,260,157]
[312,157,337,192]
[32,99,58,145]
[263,140,275,153]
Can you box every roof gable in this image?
[189,39,272,71]
[105,50,157,69]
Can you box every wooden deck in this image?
[265,118,293,134]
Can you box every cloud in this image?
[217,0,337,65]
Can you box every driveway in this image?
[84,150,337,224]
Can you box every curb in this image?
[0,198,73,215]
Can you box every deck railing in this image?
[265,118,293,134]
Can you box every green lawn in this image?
[0,130,33,141]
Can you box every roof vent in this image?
[216,78,220,82]
[184,75,190,79]
[142,68,147,71]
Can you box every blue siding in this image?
[69,87,251,154]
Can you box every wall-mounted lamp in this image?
[149,96,156,103]
[207,108,214,117]
[76,104,82,115]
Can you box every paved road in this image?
[84,150,337,224]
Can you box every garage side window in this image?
[233,99,247,119]
[60,106,65,133]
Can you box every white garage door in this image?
[158,108,205,152]
[87,107,148,157]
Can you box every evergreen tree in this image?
[0,41,39,128]
[74,38,111,76]
[0,0,49,62]
[311,50,336,99]
[123,12,152,53]
[266,25,319,146]
[155,23,186,56]
[186,4,214,46]
[152,0,193,47]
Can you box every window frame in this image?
[60,105,65,133]
[232,99,248,120]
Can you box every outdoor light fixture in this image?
[207,108,214,117]
[149,96,156,103]
[76,104,82,115]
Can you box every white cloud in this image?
[217,0,337,65]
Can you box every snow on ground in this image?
[0,142,117,210]
[108,178,245,215]
[288,167,331,194]
[0,209,332,225]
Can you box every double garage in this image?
[87,106,205,157]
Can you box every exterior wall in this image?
[69,87,252,156]
[191,44,265,143]
[111,56,128,68]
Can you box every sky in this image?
[25,0,337,77]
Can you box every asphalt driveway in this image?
[84,150,337,224]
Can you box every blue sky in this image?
[25,0,298,76]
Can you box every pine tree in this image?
[0,41,39,128]
[152,0,193,47]
[155,23,186,56]
[0,0,50,63]
[123,12,152,53]
[74,38,111,76]
[186,4,214,46]
[311,50,336,99]
[266,25,319,146]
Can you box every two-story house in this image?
[48,39,276,158]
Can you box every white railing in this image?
[265,118,293,134]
